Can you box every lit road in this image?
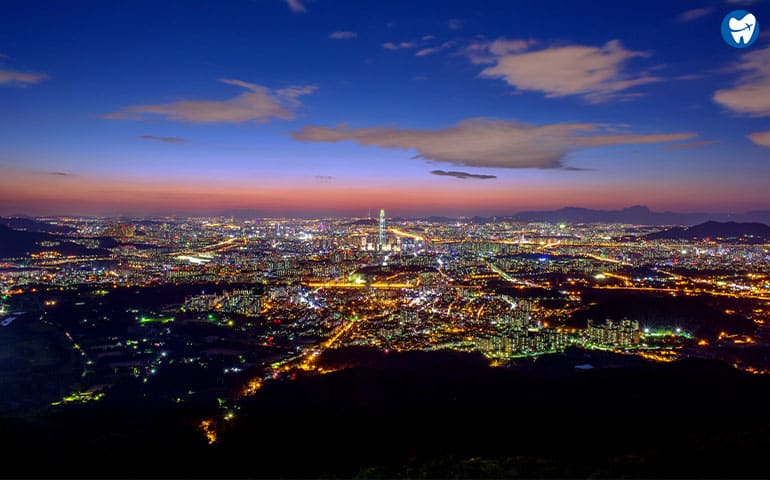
[322,315,359,349]
[170,236,244,256]
[388,228,425,242]
[584,253,630,266]
[592,285,770,301]
[483,257,542,288]
[600,272,633,286]
[304,281,414,289]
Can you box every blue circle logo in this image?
[722,10,759,48]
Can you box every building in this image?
[183,289,263,316]
[379,209,386,251]
[586,318,641,347]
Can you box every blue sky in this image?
[1,0,769,216]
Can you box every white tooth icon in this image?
[729,13,756,45]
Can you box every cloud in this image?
[385,37,457,56]
[430,170,497,180]
[105,79,317,124]
[138,135,188,143]
[677,8,714,22]
[313,175,334,181]
[382,41,418,50]
[662,140,717,151]
[748,131,770,147]
[48,171,70,176]
[476,40,660,102]
[292,118,695,170]
[329,31,357,40]
[675,74,707,81]
[275,84,318,99]
[447,19,464,30]
[0,69,48,87]
[284,0,306,12]
[416,47,440,57]
[714,46,770,116]
[416,41,456,57]
[461,38,537,64]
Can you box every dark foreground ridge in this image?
[2,348,770,478]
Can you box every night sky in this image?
[1,0,769,216]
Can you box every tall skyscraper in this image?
[379,209,386,250]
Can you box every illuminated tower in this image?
[378,209,386,250]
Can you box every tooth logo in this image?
[722,10,759,48]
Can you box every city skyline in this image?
[2,0,770,216]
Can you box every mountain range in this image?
[645,221,770,242]
[0,225,116,259]
[501,206,770,225]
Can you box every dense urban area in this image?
[2,213,769,434]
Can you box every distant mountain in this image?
[645,221,770,243]
[0,217,75,234]
[0,225,54,258]
[0,225,111,259]
[341,219,377,227]
[504,206,770,225]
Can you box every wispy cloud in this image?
[714,46,770,117]
[474,39,660,102]
[313,175,334,181]
[48,171,70,176]
[138,135,188,143]
[284,0,306,13]
[292,118,695,170]
[416,41,456,57]
[384,36,457,57]
[0,69,48,87]
[461,38,537,64]
[329,31,357,40]
[275,85,318,99]
[382,41,418,50]
[105,79,317,124]
[677,8,714,22]
[662,140,717,151]
[416,47,439,57]
[447,19,464,30]
[431,170,496,180]
[748,131,770,147]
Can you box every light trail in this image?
[170,236,243,256]
[388,228,424,242]
[322,315,359,349]
[585,253,630,266]
[304,281,413,289]
[592,285,770,300]
[600,272,633,285]
[483,258,541,288]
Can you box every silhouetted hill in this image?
[2,349,770,478]
[0,217,75,234]
[0,225,55,257]
[645,221,770,243]
[213,350,770,478]
[567,293,756,340]
[341,218,377,226]
[0,225,112,258]
[503,206,770,225]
